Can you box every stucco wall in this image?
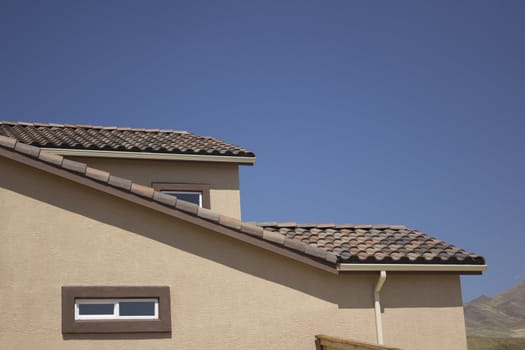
[68,156,242,219]
[0,157,467,350]
[381,274,467,350]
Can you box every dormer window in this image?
[152,183,211,209]
[161,191,201,206]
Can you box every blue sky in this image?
[1,0,523,302]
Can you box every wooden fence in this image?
[315,335,402,350]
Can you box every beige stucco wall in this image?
[68,156,242,219]
[0,157,467,350]
[381,274,467,350]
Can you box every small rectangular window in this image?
[75,298,158,320]
[62,286,171,334]
[162,191,202,206]
[152,183,210,209]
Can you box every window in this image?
[161,191,202,206]
[75,298,158,320]
[152,183,210,209]
[62,286,171,334]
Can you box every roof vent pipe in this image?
[374,270,387,345]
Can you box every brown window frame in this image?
[152,183,211,209]
[62,286,171,334]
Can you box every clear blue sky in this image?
[1,1,523,302]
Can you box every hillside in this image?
[464,280,525,338]
[467,336,525,350]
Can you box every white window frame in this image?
[75,298,159,320]
[162,190,203,207]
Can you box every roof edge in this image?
[337,263,487,274]
[0,134,487,272]
[0,136,331,273]
[0,121,189,134]
[42,148,256,165]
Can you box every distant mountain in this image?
[464,280,525,338]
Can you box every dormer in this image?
[0,122,255,219]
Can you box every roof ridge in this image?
[0,135,337,268]
[255,222,409,230]
[0,121,189,134]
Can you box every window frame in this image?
[152,183,211,209]
[62,286,171,334]
[75,298,159,320]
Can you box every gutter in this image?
[337,264,487,274]
[41,148,256,165]
[374,271,387,345]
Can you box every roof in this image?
[0,134,486,273]
[0,121,255,158]
[259,223,482,264]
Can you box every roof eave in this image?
[41,148,256,165]
[337,263,487,274]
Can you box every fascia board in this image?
[41,148,256,165]
[337,263,487,274]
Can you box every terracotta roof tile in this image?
[326,252,338,264]
[0,121,255,158]
[258,222,485,265]
[262,230,285,245]
[219,215,242,230]
[131,183,155,199]
[0,133,486,268]
[277,222,297,227]
[240,222,264,238]
[175,199,199,215]
[305,245,328,260]
[284,237,308,253]
[152,191,177,207]
[62,159,87,174]
[85,167,110,183]
[38,151,64,166]
[354,224,373,229]
[108,175,132,191]
[0,135,16,149]
[317,223,336,228]
[197,207,220,223]
[15,142,40,158]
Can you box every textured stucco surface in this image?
[0,157,467,350]
[381,274,467,350]
[68,156,242,219]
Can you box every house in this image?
[0,121,486,350]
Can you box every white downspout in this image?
[374,270,387,345]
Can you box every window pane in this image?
[78,303,114,315]
[119,301,156,316]
[162,191,201,206]
[175,192,200,205]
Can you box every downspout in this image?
[374,270,387,345]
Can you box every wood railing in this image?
[315,335,402,350]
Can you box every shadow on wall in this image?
[1,158,463,315]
